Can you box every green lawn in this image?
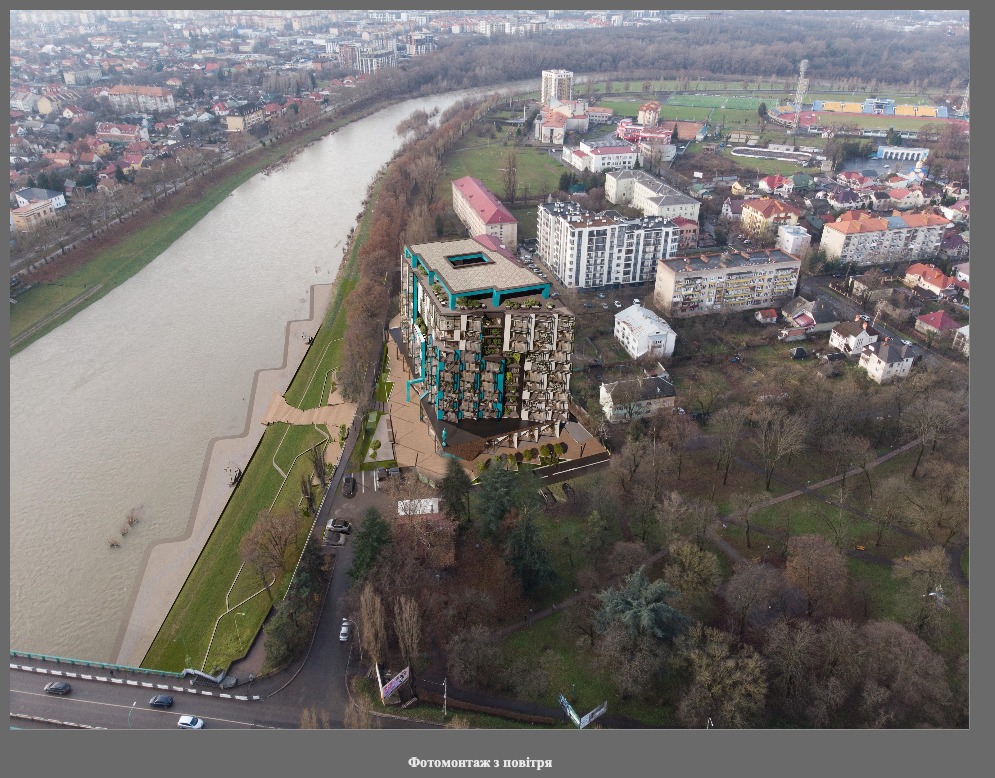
[443,144,565,203]
[142,422,325,672]
[669,94,764,110]
[711,147,822,177]
[960,546,968,580]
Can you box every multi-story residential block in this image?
[740,198,803,236]
[820,210,951,265]
[451,176,517,250]
[672,216,699,249]
[540,69,573,105]
[605,169,700,222]
[224,104,265,132]
[399,237,575,458]
[614,304,677,359]
[61,67,103,85]
[107,84,175,113]
[562,140,640,173]
[95,122,148,144]
[654,249,801,317]
[537,199,679,289]
[858,339,914,384]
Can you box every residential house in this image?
[14,187,67,210]
[952,325,969,358]
[562,140,640,173]
[721,197,745,221]
[858,339,914,384]
[656,249,801,318]
[757,174,793,196]
[825,186,867,211]
[776,224,811,256]
[903,263,956,296]
[953,262,969,284]
[915,310,960,339]
[939,232,969,262]
[96,122,147,145]
[782,296,842,333]
[829,317,879,356]
[886,187,924,210]
[599,375,676,423]
[224,104,265,132]
[10,199,57,232]
[939,200,969,223]
[754,308,779,325]
[613,304,677,359]
[451,176,518,250]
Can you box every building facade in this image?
[776,224,811,256]
[10,200,56,232]
[605,169,700,222]
[654,249,801,317]
[599,375,676,423]
[858,340,914,383]
[537,200,679,289]
[451,176,518,249]
[740,198,803,235]
[613,304,677,358]
[540,69,573,105]
[399,238,575,457]
[820,210,950,265]
[107,85,175,113]
[562,140,640,173]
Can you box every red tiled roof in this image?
[452,176,516,226]
[917,310,960,330]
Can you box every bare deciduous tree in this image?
[359,583,388,669]
[785,535,848,617]
[750,403,807,491]
[239,510,299,598]
[393,594,422,669]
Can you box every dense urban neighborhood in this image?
[10,8,970,742]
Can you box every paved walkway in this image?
[114,283,337,667]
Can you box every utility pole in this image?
[443,677,447,719]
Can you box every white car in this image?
[614,301,622,308]
[632,298,641,305]
[339,618,351,642]
[177,716,205,729]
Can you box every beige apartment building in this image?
[654,249,801,317]
[540,69,573,105]
[820,210,951,266]
[10,200,56,232]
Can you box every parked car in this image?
[339,618,351,642]
[790,347,809,360]
[582,303,593,309]
[632,298,641,305]
[149,695,174,709]
[44,681,71,695]
[177,716,205,729]
[597,291,607,299]
[900,339,912,346]
[387,466,401,478]
[327,519,352,535]
[614,300,622,308]
[343,475,356,498]
[539,487,556,507]
[601,303,609,310]
[375,467,388,482]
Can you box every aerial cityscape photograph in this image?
[8,5,971,752]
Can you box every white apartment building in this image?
[605,169,700,222]
[107,85,176,113]
[776,224,811,256]
[537,200,679,289]
[820,210,950,265]
[654,249,801,317]
[541,69,573,105]
[562,140,640,173]
[614,304,677,358]
[599,375,676,423]
[451,176,518,249]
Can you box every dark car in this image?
[44,681,71,695]
[343,475,356,498]
[149,694,174,709]
[375,467,388,482]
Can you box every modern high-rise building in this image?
[540,69,573,105]
[537,200,679,289]
[654,249,801,317]
[399,238,575,459]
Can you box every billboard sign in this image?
[579,701,608,729]
[380,666,410,700]
[558,693,581,728]
[693,171,704,179]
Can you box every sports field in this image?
[668,94,764,110]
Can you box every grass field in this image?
[143,422,327,672]
[443,143,565,204]
[814,111,958,132]
[669,94,764,110]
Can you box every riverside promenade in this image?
[113,283,335,667]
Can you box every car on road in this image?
[614,300,622,308]
[177,715,205,729]
[149,695,174,709]
[339,618,351,642]
[597,291,606,299]
[632,298,641,305]
[328,519,352,534]
[343,475,356,498]
[44,681,71,695]
[858,314,872,322]
[901,339,912,346]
